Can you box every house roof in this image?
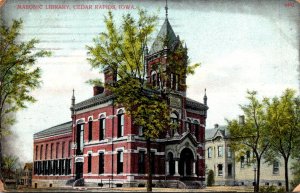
[34,121,72,139]
[149,18,178,54]
[24,163,33,170]
[205,125,230,141]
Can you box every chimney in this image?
[93,86,104,96]
[239,115,245,125]
[214,123,219,129]
[104,67,117,86]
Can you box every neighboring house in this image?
[32,5,208,188]
[205,123,293,187]
[19,163,33,187]
[205,124,234,185]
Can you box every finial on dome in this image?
[165,0,168,19]
[204,88,207,105]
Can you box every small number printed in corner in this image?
[284,0,297,7]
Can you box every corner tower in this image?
[145,2,188,95]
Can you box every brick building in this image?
[32,122,72,188]
[33,7,208,188]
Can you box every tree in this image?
[2,155,20,180]
[207,170,214,186]
[0,19,51,178]
[87,10,199,191]
[291,158,300,190]
[264,89,300,192]
[227,91,270,192]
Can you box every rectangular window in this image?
[88,120,93,141]
[99,153,104,174]
[241,156,245,168]
[228,164,232,177]
[117,151,123,174]
[118,113,124,137]
[88,153,92,173]
[246,151,251,164]
[40,145,43,160]
[99,117,105,140]
[207,147,212,158]
[217,164,223,176]
[185,121,191,132]
[62,159,65,175]
[218,146,223,157]
[151,151,155,174]
[194,123,199,140]
[138,126,143,137]
[59,159,62,175]
[138,151,145,174]
[273,161,279,174]
[227,147,232,158]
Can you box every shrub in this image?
[207,170,215,186]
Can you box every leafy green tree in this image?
[2,155,20,179]
[291,158,300,190]
[264,89,300,191]
[227,91,270,192]
[0,19,51,178]
[87,10,199,192]
[207,170,214,186]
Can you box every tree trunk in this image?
[0,123,2,180]
[146,138,152,192]
[0,139,2,180]
[284,157,289,192]
[255,158,261,192]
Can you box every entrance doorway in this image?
[179,148,194,177]
[75,162,83,180]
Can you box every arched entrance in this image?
[179,148,194,177]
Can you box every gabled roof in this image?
[24,163,33,170]
[205,125,230,141]
[149,18,178,54]
[34,121,72,139]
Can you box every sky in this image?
[1,0,299,163]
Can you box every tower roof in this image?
[149,18,178,54]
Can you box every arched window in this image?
[170,112,179,137]
[185,119,191,132]
[151,71,157,87]
[170,73,178,90]
[193,120,199,140]
[117,110,124,137]
[76,124,84,155]
[99,114,106,140]
[88,117,93,141]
